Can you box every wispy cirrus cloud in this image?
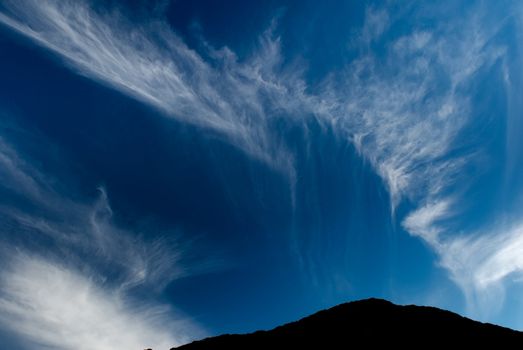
[314,2,522,317]
[0,128,210,348]
[325,13,504,210]
[0,134,191,291]
[343,3,523,317]
[0,0,312,178]
[1,0,522,327]
[404,200,523,319]
[0,254,201,350]
[444,224,523,310]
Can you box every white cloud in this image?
[0,132,210,348]
[0,0,311,179]
[0,136,54,206]
[0,255,201,350]
[329,3,520,318]
[1,0,522,327]
[403,201,523,319]
[442,227,523,292]
[402,199,453,246]
[352,6,390,47]
[0,136,191,289]
[324,18,503,210]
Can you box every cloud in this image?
[0,0,312,179]
[358,6,390,46]
[403,200,523,319]
[0,0,521,325]
[443,225,523,294]
[0,136,183,287]
[0,254,200,350]
[321,2,520,317]
[345,3,523,320]
[323,19,504,210]
[0,129,211,347]
[402,199,453,246]
[0,135,56,206]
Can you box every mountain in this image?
[170,298,523,349]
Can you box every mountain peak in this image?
[171,298,523,349]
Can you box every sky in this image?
[0,0,522,348]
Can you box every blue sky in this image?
[0,0,523,348]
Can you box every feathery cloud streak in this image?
[0,131,206,348]
[0,255,198,350]
[404,201,523,318]
[1,0,522,323]
[344,5,523,315]
[0,0,312,176]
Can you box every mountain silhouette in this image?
[170,298,523,349]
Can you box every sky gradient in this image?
[1,0,523,348]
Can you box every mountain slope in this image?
[171,298,523,349]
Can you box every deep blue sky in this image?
[0,1,523,349]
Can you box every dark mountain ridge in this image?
[171,298,523,349]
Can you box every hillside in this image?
[171,298,523,349]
